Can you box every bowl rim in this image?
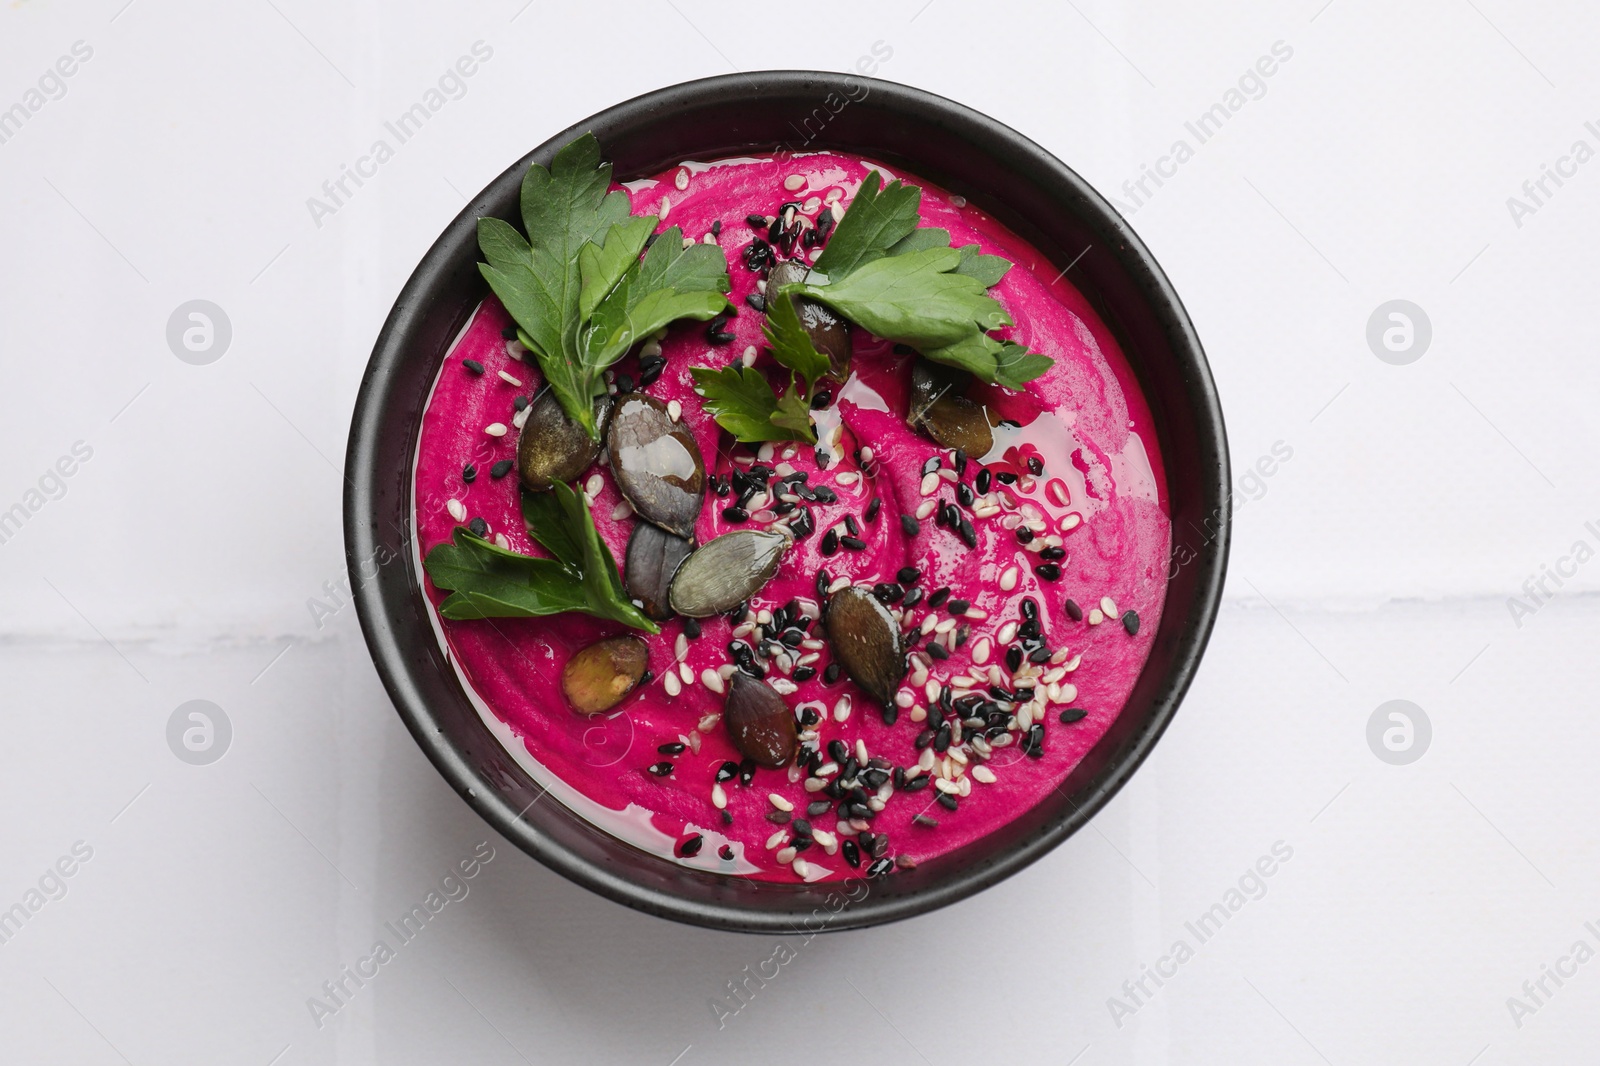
[345,69,1230,932]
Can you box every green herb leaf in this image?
[886,227,1013,288]
[921,335,1054,391]
[811,170,922,277]
[423,482,657,631]
[689,365,815,444]
[793,246,1006,350]
[762,287,831,388]
[477,133,730,439]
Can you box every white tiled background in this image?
[2,1,1595,1062]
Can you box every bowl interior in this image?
[346,71,1229,932]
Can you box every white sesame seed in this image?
[1088,608,1105,625]
[611,499,633,521]
[920,615,938,636]
[751,509,776,523]
[512,405,532,430]
[934,618,957,635]
[765,830,787,850]
[504,340,525,361]
[1101,596,1119,618]
[830,202,844,222]
[802,196,821,214]
[812,829,836,849]
[828,576,851,594]
[833,695,852,722]
[837,471,859,486]
[998,621,1018,645]
[1017,704,1033,729]
[792,857,812,878]
[1060,513,1082,532]
[584,473,604,498]
[498,369,522,387]
[712,783,727,809]
[674,167,689,190]
[924,679,942,703]
[972,637,992,664]
[493,533,510,549]
[701,232,718,245]
[1000,566,1020,592]
[894,689,914,708]
[769,793,794,812]
[920,472,940,496]
[658,196,671,219]
[967,607,988,620]
[771,678,798,695]
[776,846,797,864]
[681,237,694,249]
[784,174,806,191]
[663,672,681,697]
[674,633,689,661]
[446,499,466,522]
[485,422,507,437]
[916,499,937,520]
[909,659,929,686]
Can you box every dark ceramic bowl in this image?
[345,71,1228,932]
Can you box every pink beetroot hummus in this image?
[413,151,1170,883]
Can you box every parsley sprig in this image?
[478,133,730,440]
[423,482,657,631]
[693,171,1051,444]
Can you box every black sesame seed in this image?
[766,809,791,824]
[789,507,814,539]
[1016,527,1035,545]
[927,642,950,661]
[1040,545,1066,561]
[824,662,842,684]
[462,359,485,375]
[996,470,1017,485]
[513,394,530,411]
[957,517,977,549]
[976,468,992,493]
[745,292,766,312]
[867,857,895,877]
[897,566,920,585]
[913,814,939,828]
[1034,562,1062,581]
[1020,598,1039,620]
[638,361,665,388]
[1029,646,1051,664]
[901,587,924,608]
[936,793,959,812]
[1006,646,1024,672]
[719,843,735,859]
[683,617,702,639]
[723,506,750,523]
[820,529,839,555]
[1027,455,1044,476]
[709,331,737,344]
[679,834,703,856]
[710,219,722,236]
[865,498,882,522]
[914,729,935,749]
[648,761,674,776]
[922,457,941,475]
[657,742,686,755]
[844,514,859,536]
[810,389,832,410]
[468,517,488,537]
[872,582,904,604]
[842,840,862,868]
[501,327,518,339]
[812,486,838,504]
[793,666,817,682]
[954,448,968,474]
[948,599,970,615]
[808,800,833,817]
[880,703,898,726]
[615,372,634,394]
[490,459,514,479]
[841,535,866,551]
[900,514,920,536]
[739,759,756,785]
[815,569,831,598]
[716,760,739,782]
[746,213,767,227]
[934,724,951,752]
[1060,708,1088,723]
[927,587,951,608]
[462,463,477,483]
[1122,610,1140,635]
[957,483,975,508]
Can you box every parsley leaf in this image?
[689,365,815,443]
[811,170,922,277]
[422,481,657,631]
[477,133,730,440]
[785,170,1049,389]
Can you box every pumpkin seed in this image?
[561,635,648,715]
[769,261,850,377]
[724,672,798,767]
[624,522,694,621]
[909,360,993,457]
[823,585,906,705]
[669,528,791,617]
[518,390,611,492]
[606,393,705,538]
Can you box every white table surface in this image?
[3,1,1597,1062]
